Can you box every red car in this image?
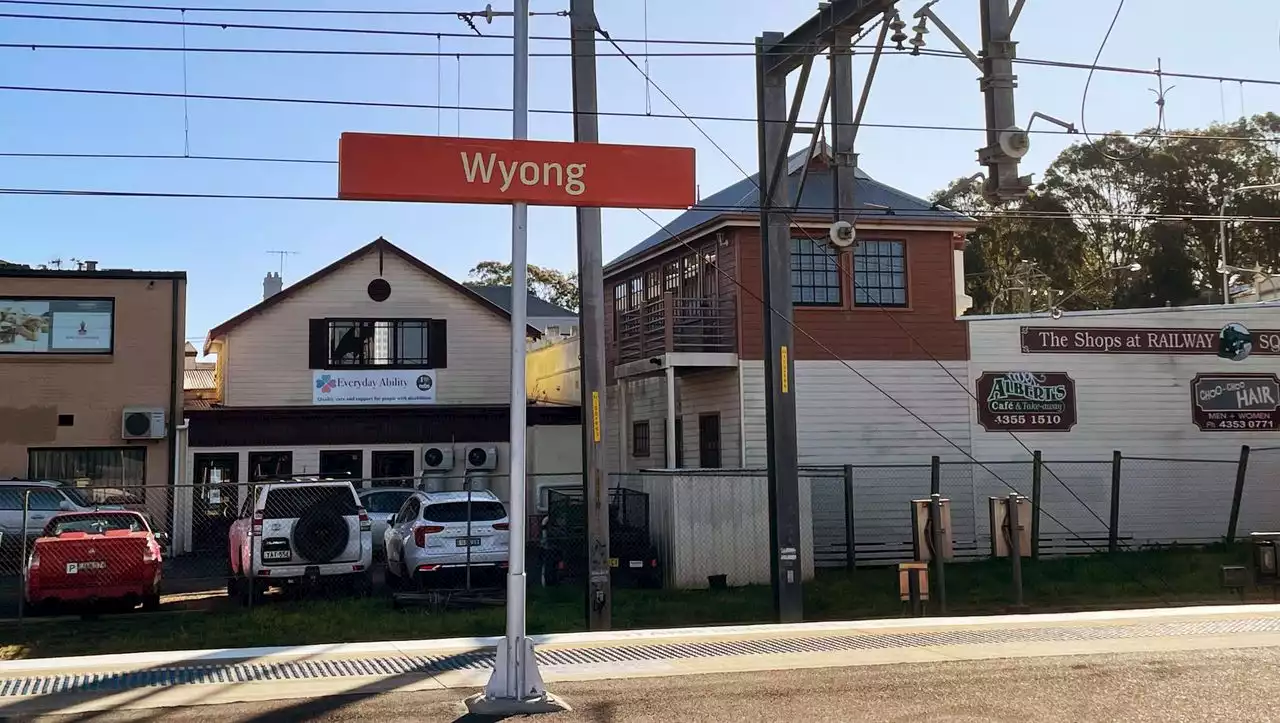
[25,510,165,613]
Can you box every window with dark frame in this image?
[27,447,147,504]
[853,239,908,307]
[309,318,446,370]
[248,451,293,483]
[632,420,651,458]
[698,413,722,469]
[319,450,364,481]
[790,238,842,306]
[371,450,415,488]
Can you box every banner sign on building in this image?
[0,298,113,354]
[1190,373,1280,431]
[976,371,1077,432]
[312,369,436,405]
[1021,326,1280,355]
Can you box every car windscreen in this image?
[363,491,413,514]
[48,514,144,536]
[263,486,358,519]
[58,486,93,507]
[423,501,507,523]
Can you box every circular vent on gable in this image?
[367,278,391,302]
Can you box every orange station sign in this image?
[338,133,697,209]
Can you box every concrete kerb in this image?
[4,603,1280,675]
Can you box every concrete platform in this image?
[2,604,1280,716]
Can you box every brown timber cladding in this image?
[733,228,968,361]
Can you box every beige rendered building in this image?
[0,265,186,526]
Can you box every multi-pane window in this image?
[853,240,908,307]
[310,318,445,369]
[632,421,651,458]
[27,447,147,504]
[790,238,842,305]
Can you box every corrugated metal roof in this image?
[184,369,216,391]
[606,145,972,270]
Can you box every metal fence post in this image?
[1008,493,1024,609]
[842,465,856,572]
[930,456,941,496]
[1109,451,1122,554]
[1227,445,1251,542]
[929,492,947,615]
[1030,450,1042,560]
[17,489,29,623]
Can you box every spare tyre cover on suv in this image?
[293,507,350,563]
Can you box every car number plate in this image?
[629,560,644,568]
[455,537,482,547]
[262,550,291,560]
[66,561,107,574]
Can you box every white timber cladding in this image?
[739,360,973,467]
[611,368,743,470]
[966,304,1280,461]
[221,249,514,407]
[965,304,1280,549]
[626,376,668,469]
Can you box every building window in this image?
[791,238,842,306]
[319,450,364,481]
[632,420,651,458]
[309,318,446,369]
[248,451,292,482]
[371,450,415,488]
[27,447,147,504]
[545,325,560,338]
[698,413,722,469]
[853,240,908,307]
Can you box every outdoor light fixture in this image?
[1045,262,1143,318]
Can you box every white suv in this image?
[228,480,373,603]
[383,490,510,590]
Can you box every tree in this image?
[468,261,580,311]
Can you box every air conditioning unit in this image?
[121,407,167,440]
[465,446,499,471]
[422,445,455,472]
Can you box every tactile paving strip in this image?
[3,617,1278,698]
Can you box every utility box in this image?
[910,498,953,562]
[1251,532,1280,584]
[989,495,1032,558]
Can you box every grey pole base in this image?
[464,691,571,716]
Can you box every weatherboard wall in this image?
[220,248,514,408]
[965,304,1280,547]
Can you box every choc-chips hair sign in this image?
[1190,374,1280,431]
[312,369,436,405]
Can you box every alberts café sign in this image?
[1191,374,1280,431]
[1021,326,1280,354]
[976,372,1078,432]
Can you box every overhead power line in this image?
[0,0,568,16]
[2,9,1280,89]
[3,83,1275,146]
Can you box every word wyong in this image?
[460,152,586,196]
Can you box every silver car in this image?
[358,487,415,558]
[383,490,510,590]
[0,480,97,539]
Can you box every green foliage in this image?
[468,261,580,312]
[943,114,1280,313]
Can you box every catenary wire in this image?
[1,187,1278,225]
[1078,0,1163,162]
[4,8,1280,90]
[603,21,1167,562]
[2,82,1275,147]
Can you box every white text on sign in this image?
[460,153,587,196]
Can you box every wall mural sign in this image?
[1190,373,1280,431]
[976,372,1078,432]
[1021,326,1280,355]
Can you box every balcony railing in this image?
[617,293,736,364]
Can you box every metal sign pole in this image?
[471,0,565,714]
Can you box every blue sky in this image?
[1,0,1278,347]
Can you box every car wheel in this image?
[143,593,161,612]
